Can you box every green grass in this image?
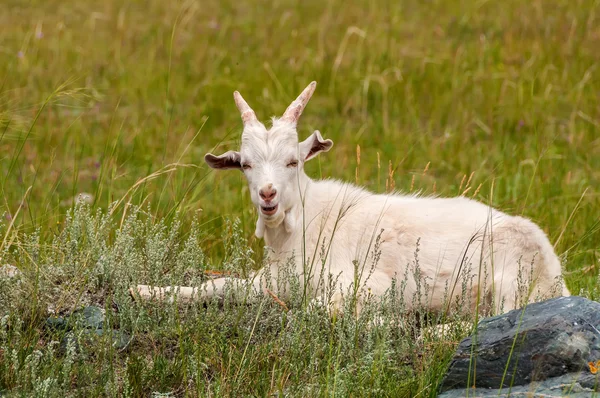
[1,0,599,396]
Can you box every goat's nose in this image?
[259,184,277,201]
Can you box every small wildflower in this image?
[35,21,43,39]
[17,51,24,58]
[75,193,94,204]
[589,360,600,374]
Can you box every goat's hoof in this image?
[129,285,152,301]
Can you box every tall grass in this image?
[1,0,599,395]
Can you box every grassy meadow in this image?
[1,0,599,396]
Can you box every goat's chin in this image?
[261,210,285,229]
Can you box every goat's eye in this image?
[242,163,252,170]
[286,160,298,168]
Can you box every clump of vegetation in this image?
[1,203,475,396]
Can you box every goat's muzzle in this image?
[260,203,279,216]
[259,184,277,201]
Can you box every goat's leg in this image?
[255,218,265,238]
[130,275,265,303]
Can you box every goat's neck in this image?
[263,176,314,252]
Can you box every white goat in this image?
[133,81,569,315]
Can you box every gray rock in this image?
[439,371,599,397]
[46,305,105,331]
[74,305,105,329]
[45,315,68,331]
[440,296,600,394]
[46,305,132,353]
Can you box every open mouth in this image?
[260,204,278,216]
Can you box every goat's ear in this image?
[204,151,242,170]
[300,130,333,162]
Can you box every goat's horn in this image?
[233,91,259,125]
[281,81,317,124]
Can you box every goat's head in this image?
[205,81,333,233]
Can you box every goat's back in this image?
[300,180,566,312]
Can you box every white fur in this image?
[134,82,569,315]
